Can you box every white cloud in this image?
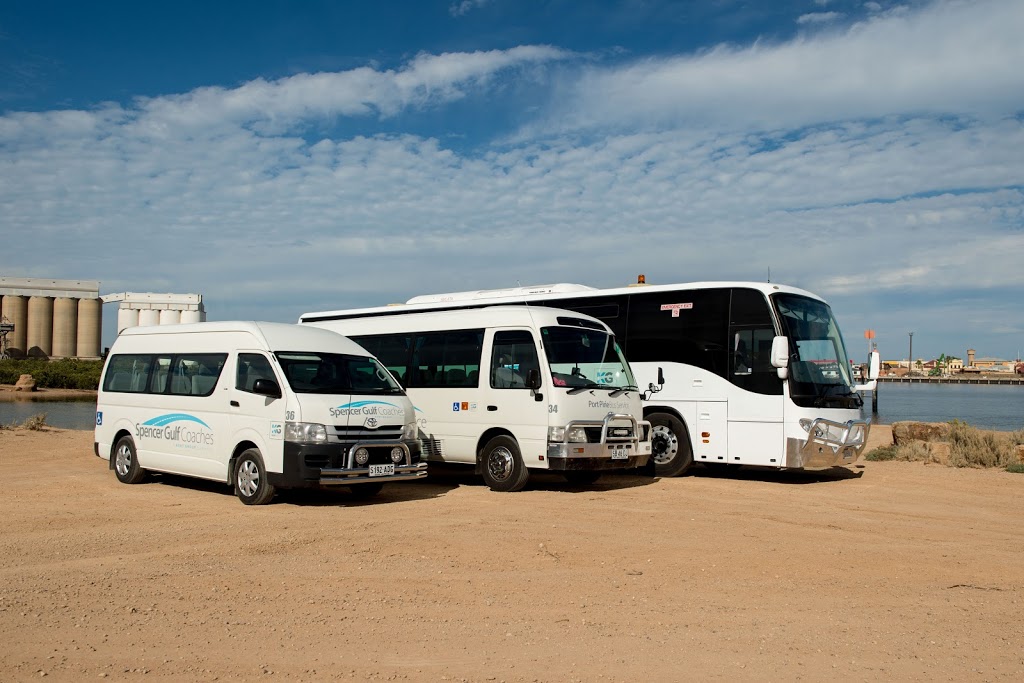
[797,12,844,24]
[450,0,492,18]
[547,0,1024,133]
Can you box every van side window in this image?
[237,353,276,393]
[490,331,539,389]
[169,354,228,396]
[408,329,483,388]
[102,354,154,393]
[148,356,172,393]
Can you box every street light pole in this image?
[908,332,914,377]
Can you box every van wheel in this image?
[480,436,529,492]
[648,412,693,477]
[113,436,146,484]
[235,449,275,505]
[348,483,384,499]
[563,471,601,485]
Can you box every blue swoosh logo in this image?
[334,400,399,410]
[142,413,211,429]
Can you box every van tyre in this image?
[480,435,530,492]
[113,436,146,484]
[648,412,693,477]
[235,448,276,505]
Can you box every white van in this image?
[299,306,655,492]
[94,321,426,504]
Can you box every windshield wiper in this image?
[566,383,607,395]
[609,385,639,397]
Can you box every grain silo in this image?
[0,278,102,359]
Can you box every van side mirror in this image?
[252,379,282,399]
[527,369,543,401]
[771,336,790,380]
[643,366,665,401]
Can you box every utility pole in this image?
[908,332,914,377]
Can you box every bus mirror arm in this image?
[527,369,544,401]
[770,336,790,380]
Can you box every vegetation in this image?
[864,420,1024,471]
[0,413,49,431]
[0,358,102,390]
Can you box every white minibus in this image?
[94,321,426,504]
[299,306,654,492]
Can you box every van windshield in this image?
[275,352,404,395]
[541,327,637,391]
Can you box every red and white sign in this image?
[660,303,693,317]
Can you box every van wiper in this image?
[567,383,607,395]
[609,385,639,397]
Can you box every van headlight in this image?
[402,421,418,440]
[548,426,588,443]
[285,422,328,443]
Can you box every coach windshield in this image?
[541,327,637,393]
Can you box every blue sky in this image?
[1,0,1022,362]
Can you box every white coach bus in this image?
[94,322,426,505]
[312,279,878,477]
[299,306,654,492]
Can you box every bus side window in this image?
[490,331,538,390]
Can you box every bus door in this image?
[482,329,547,467]
[230,352,283,474]
[726,289,785,466]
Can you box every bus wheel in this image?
[348,482,384,499]
[113,436,146,484]
[563,471,601,485]
[648,413,693,477]
[480,436,530,492]
[235,448,276,505]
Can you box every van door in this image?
[230,352,286,475]
[480,329,548,467]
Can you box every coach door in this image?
[481,329,548,467]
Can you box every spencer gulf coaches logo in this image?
[329,401,405,419]
[135,413,214,447]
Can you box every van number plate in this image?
[610,447,629,460]
[369,464,395,477]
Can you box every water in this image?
[868,382,1024,432]
[2,382,1022,432]
[0,397,97,430]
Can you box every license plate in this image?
[610,447,629,460]
[369,464,395,477]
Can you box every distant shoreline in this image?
[876,376,1023,386]
[0,386,97,402]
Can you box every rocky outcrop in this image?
[14,374,36,392]
[892,421,949,445]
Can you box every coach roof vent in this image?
[406,283,595,305]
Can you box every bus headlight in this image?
[798,419,826,438]
[355,448,370,465]
[285,422,328,443]
[402,421,418,440]
[548,426,588,443]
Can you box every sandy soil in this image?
[0,386,97,401]
[2,426,1023,682]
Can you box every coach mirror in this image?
[770,336,790,380]
[252,378,282,399]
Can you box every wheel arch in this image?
[643,405,694,448]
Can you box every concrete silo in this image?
[0,278,102,359]
[102,292,206,335]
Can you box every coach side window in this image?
[237,353,276,394]
[729,289,782,395]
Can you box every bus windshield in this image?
[772,294,861,409]
[541,327,638,391]
[275,352,404,395]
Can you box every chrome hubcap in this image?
[237,459,260,497]
[487,447,514,482]
[651,425,678,465]
[115,444,131,476]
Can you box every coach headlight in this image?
[798,418,826,439]
[285,422,328,444]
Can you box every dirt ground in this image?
[2,425,1023,682]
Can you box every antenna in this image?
[767,267,771,283]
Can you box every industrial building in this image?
[0,277,205,360]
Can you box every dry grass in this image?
[866,420,1023,470]
[21,413,48,431]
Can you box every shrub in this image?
[946,420,1018,468]
[22,413,48,431]
[1007,463,1024,474]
